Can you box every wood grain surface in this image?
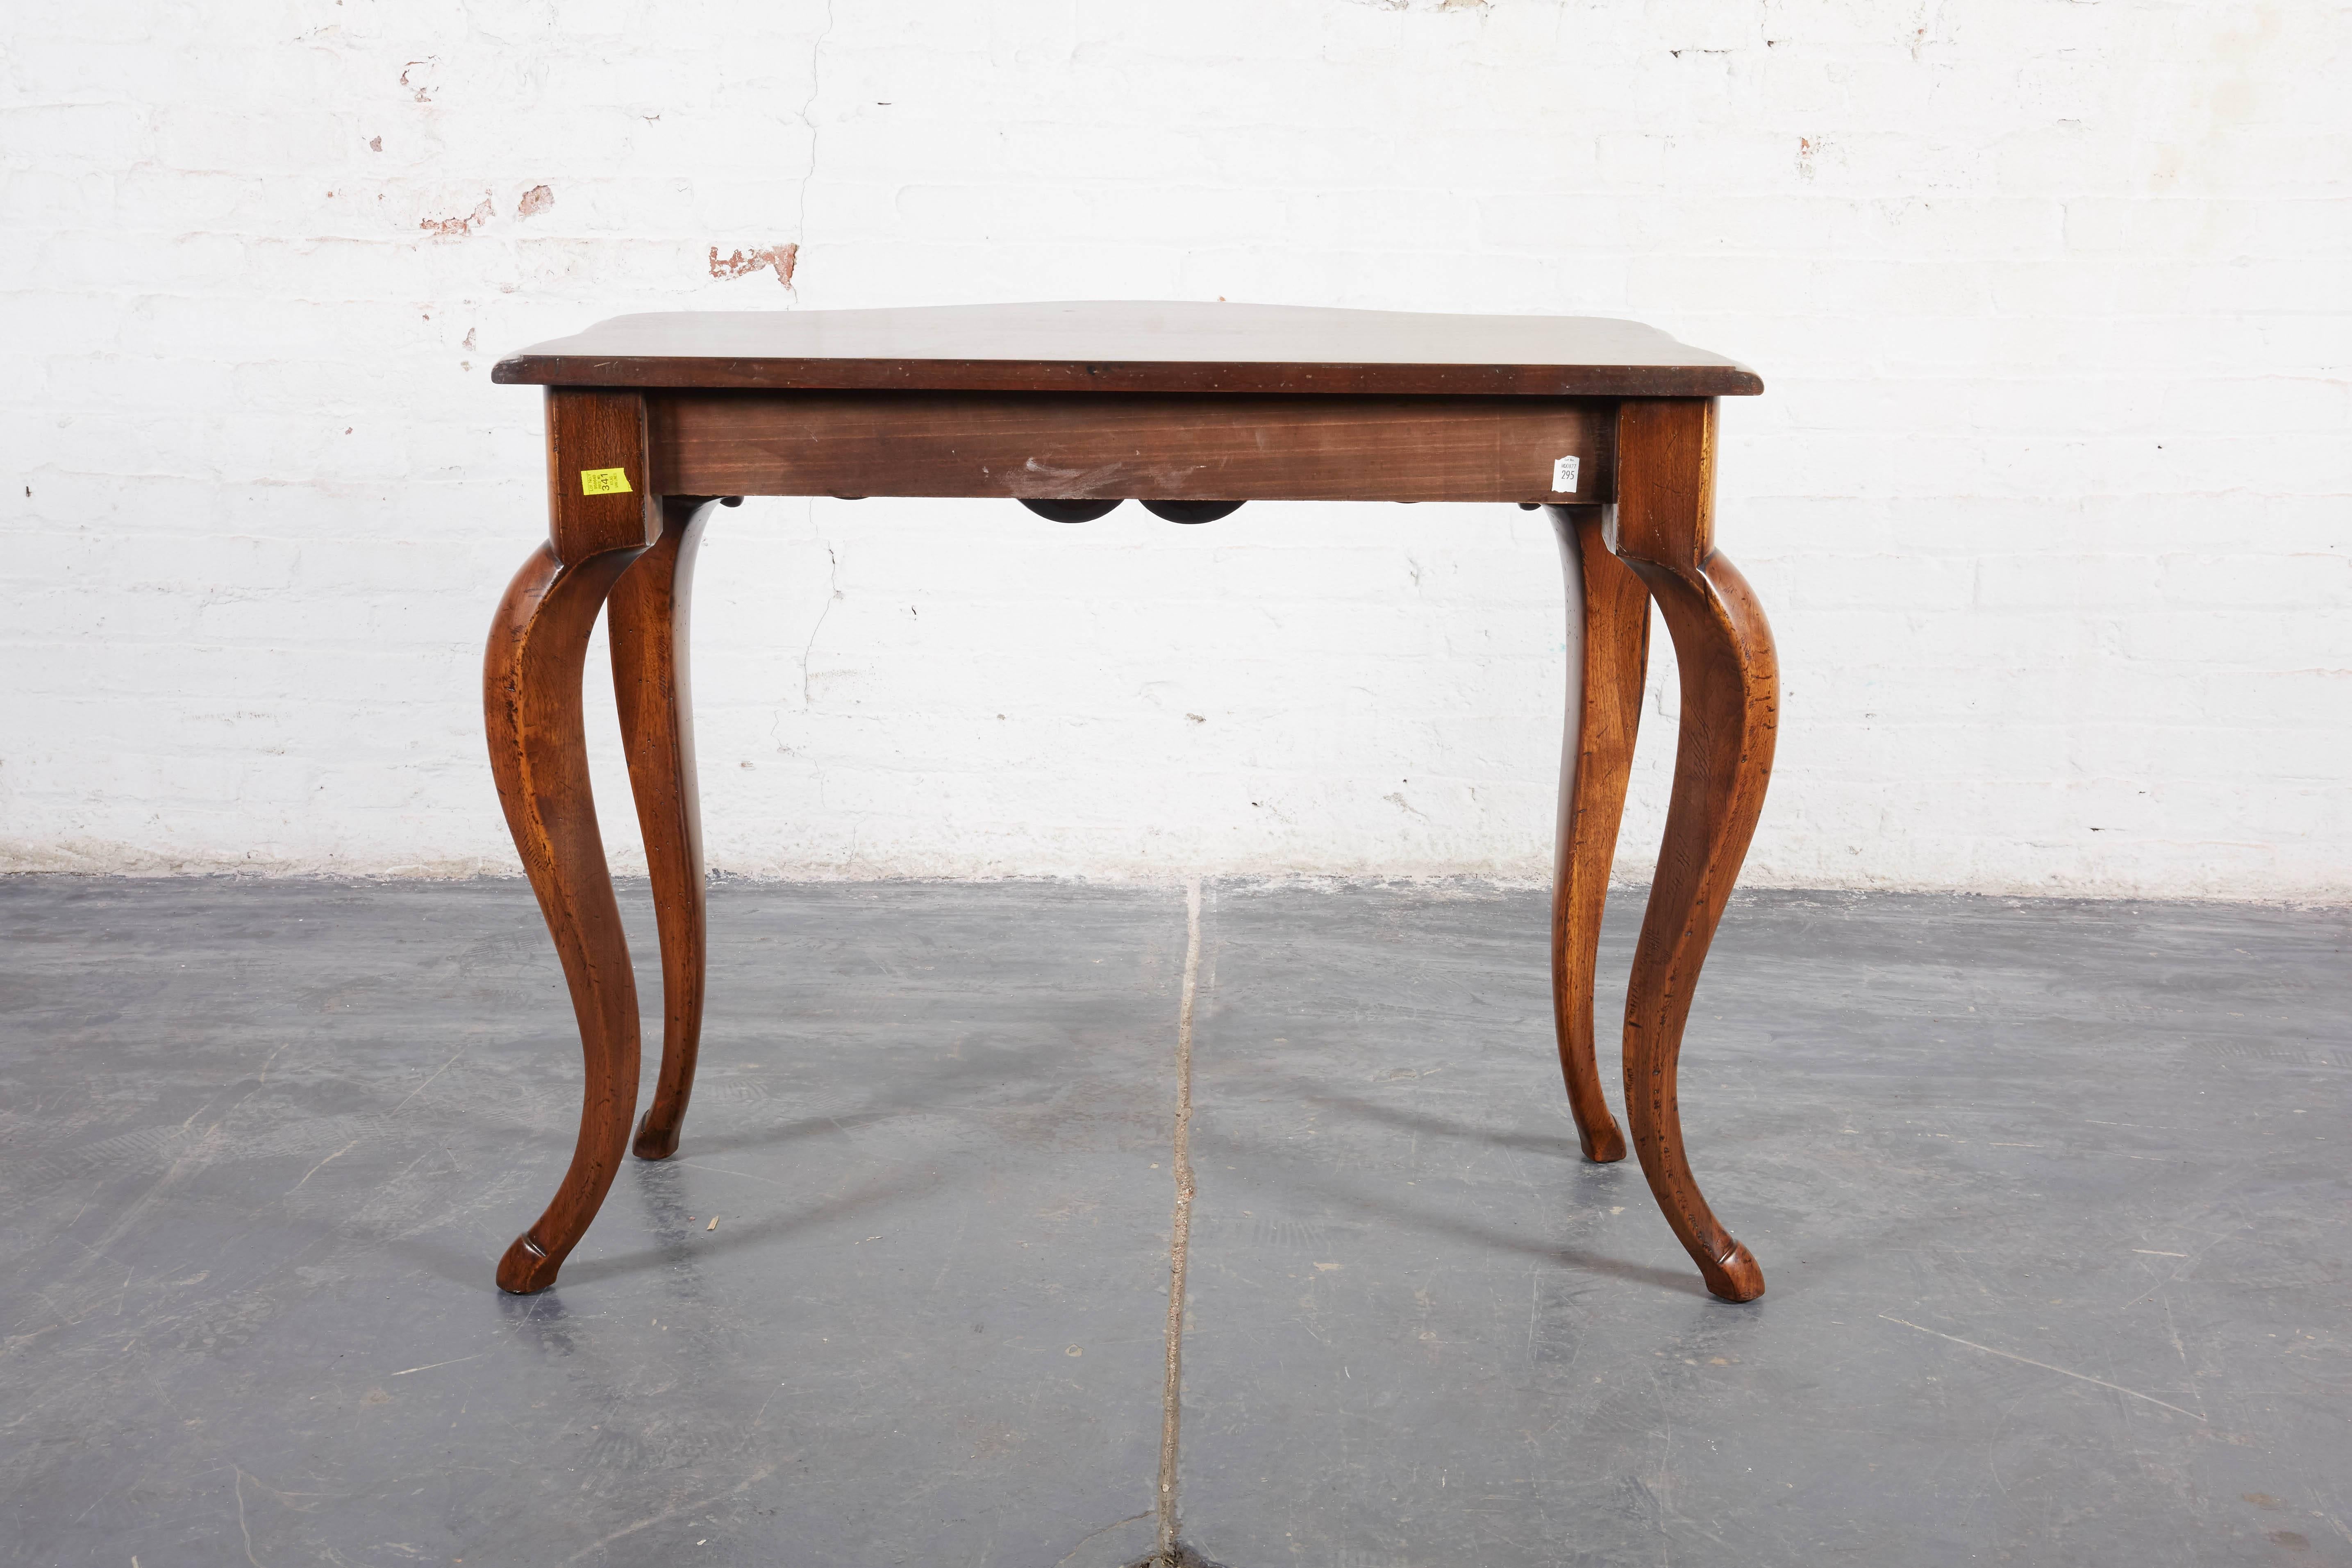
[494,301,1763,399]
[482,539,649,1293]
[650,390,1612,504]
[1609,398,1779,1304]
[1547,504,1647,1166]
[609,497,717,1163]
[545,389,658,564]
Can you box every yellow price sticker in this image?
[579,467,633,496]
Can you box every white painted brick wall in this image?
[4,0,2347,897]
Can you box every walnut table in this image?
[484,302,1776,1302]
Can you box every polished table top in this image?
[491,300,1764,398]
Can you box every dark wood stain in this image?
[493,300,1764,399]
[651,391,1614,504]
[1547,503,1647,1166]
[481,302,1778,1303]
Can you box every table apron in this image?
[644,390,1616,504]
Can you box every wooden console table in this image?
[484,302,1776,1302]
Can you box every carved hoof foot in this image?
[632,1111,682,1161]
[1700,1240,1766,1303]
[496,1234,560,1295]
[1579,1121,1628,1164]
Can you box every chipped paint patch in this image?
[709,243,798,289]
[516,184,554,217]
[419,195,492,239]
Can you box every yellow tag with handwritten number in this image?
[579,467,633,496]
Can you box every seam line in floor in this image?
[1155,876,1204,1562]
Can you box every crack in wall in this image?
[792,0,837,293]
[800,541,840,708]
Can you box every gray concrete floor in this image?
[0,878,2345,1566]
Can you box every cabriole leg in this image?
[484,540,648,1294]
[610,496,718,1161]
[1609,400,1779,1304]
[1547,504,1646,1164]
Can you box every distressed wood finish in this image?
[482,304,1778,1301]
[610,497,718,1161]
[1547,504,1648,1165]
[493,300,1763,399]
[483,539,648,1294]
[1609,398,1779,1304]
[650,391,1611,504]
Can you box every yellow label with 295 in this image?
[579,467,633,496]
